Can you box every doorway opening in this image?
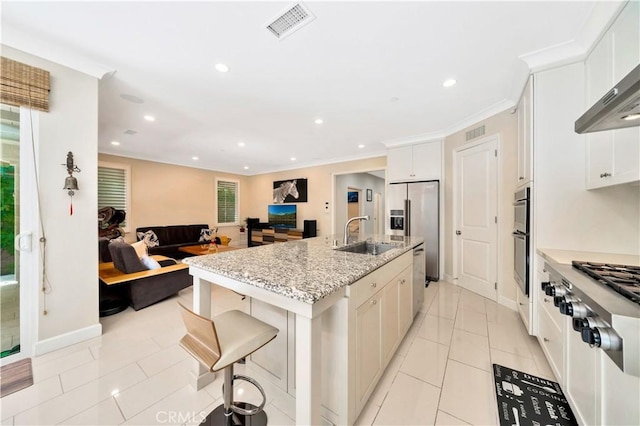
[332,169,386,239]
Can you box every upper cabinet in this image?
[585,1,640,189]
[517,76,534,186]
[387,140,442,183]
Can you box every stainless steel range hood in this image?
[575,64,640,134]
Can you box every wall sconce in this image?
[62,151,80,215]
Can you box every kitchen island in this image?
[183,234,423,425]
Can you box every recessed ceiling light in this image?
[622,113,640,121]
[192,156,199,160]
[237,142,245,147]
[314,118,323,124]
[443,79,457,87]
[144,115,155,122]
[358,144,365,149]
[244,166,249,170]
[110,141,120,146]
[215,63,230,73]
[290,157,296,161]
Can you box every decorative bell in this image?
[63,176,79,192]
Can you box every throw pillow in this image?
[199,228,213,242]
[140,255,161,270]
[137,230,159,248]
[131,240,148,259]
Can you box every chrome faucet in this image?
[344,215,370,245]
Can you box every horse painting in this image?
[273,180,299,204]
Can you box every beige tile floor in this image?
[0,281,554,426]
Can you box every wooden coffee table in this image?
[179,244,240,256]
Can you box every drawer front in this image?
[537,302,564,381]
[516,285,530,330]
[538,279,564,330]
[352,252,412,308]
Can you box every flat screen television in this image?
[347,191,359,203]
[268,204,297,228]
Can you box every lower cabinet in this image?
[353,258,413,414]
[248,250,414,425]
[355,290,383,409]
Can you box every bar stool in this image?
[178,302,278,426]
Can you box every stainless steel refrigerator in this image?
[388,180,439,282]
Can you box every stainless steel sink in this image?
[335,241,399,256]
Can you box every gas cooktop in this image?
[572,261,640,305]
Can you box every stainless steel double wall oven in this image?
[513,186,530,296]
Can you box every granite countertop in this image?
[183,235,424,304]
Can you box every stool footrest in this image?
[222,374,267,416]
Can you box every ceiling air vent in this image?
[265,3,315,40]
[465,125,485,141]
[123,129,137,135]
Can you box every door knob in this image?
[456,230,461,235]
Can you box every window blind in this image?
[98,166,127,226]
[217,180,238,224]
[0,57,50,112]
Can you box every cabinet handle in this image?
[600,172,612,178]
[519,302,524,306]
[371,282,377,288]
[519,176,524,180]
[543,337,549,343]
[543,268,547,273]
[370,299,377,306]
[544,298,551,303]
[400,279,406,285]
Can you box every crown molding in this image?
[2,23,115,79]
[518,1,624,73]
[382,132,445,148]
[443,99,515,137]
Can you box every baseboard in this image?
[34,323,102,356]
[443,274,456,284]
[499,295,518,311]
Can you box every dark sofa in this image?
[101,242,193,311]
[136,224,209,259]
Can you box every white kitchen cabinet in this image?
[536,263,565,383]
[516,75,533,186]
[600,349,640,425]
[248,250,414,424]
[352,251,413,415]
[536,303,564,383]
[355,290,383,409]
[516,285,530,331]
[397,266,413,336]
[585,1,640,190]
[382,278,399,365]
[565,324,598,426]
[387,140,442,182]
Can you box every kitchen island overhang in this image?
[183,235,424,425]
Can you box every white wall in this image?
[3,46,101,352]
[534,62,640,255]
[335,172,386,236]
[444,109,518,302]
[245,157,387,236]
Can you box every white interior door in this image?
[373,193,384,235]
[454,137,498,300]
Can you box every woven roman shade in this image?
[0,57,50,112]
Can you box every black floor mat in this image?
[493,364,578,426]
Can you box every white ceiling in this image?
[2,1,609,175]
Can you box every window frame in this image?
[98,161,132,233]
[215,177,240,227]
